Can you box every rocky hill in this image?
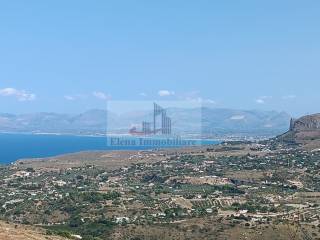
[289,114,320,132]
[278,113,320,149]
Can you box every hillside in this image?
[8,140,320,240]
[0,221,67,240]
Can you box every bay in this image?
[0,133,219,164]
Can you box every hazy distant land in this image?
[0,107,291,138]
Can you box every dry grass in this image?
[0,221,66,240]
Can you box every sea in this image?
[0,133,219,164]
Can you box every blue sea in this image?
[0,133,219,164]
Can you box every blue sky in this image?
[0,1,319,116]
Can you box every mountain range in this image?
[0,108,291,138]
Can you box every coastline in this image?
[0,133,220,165]
[0,131,223,141]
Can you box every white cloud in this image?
[93,91,111,100]
[282,95,296,100]
[230,115,245,120]
[193,97,216,104]
[158,90,175,97]
[64,95,76,101]
[256,99,265,104]
[186,97,202,102]
[0,88,36,101]
[204,99,216,104]
[255,96,272,104]
[139,92,147,97]
[180,91,216,106]
[64,94,87,101]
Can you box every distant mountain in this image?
[0,110,107,135]
[201,108,290,136]
[0,108,291,138]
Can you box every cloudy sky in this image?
[0,1,319,116]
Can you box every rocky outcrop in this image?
[278,113,320,147]
[289,114,320,131]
